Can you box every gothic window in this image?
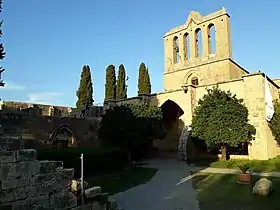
[208,23,216,55]
[173,36,180,63]
[195,28,202,57]
[191,77,199,86]
[184,33,190,60]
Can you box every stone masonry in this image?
[0,138,122,210]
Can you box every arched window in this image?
[184,33,190,60]
[195,28,202,57]
[173,36,180,63]
[191,77,199,86]
[208,24,216,55]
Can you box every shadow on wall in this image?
[0,110,101,149]
[153,99,185,153]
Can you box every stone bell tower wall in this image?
[162,8,248,91]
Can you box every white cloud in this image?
[1,81,26,90]
[27,92,62,104]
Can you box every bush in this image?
[37,147,128,178]
[268,100,280,145]
[98,103,164,160]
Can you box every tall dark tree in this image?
[105,64,116,101]
[116,64,127,100]
[138,63,151,95]
[76,65,94,108]
[0,0,5,87]
[144,67,151,94]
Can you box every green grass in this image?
[191,156,280,172]
[192,173,280,210]
[85,166,158,195]
[209,156,280,172]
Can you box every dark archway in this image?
[158,100,185,152]
[49,125,77,148]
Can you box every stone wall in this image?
[0,140,122,210]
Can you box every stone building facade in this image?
[111,8,280,160]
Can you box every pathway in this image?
[110,158,201,210]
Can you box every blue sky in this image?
[0,0,279,107]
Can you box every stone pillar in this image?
[243,74,268,160]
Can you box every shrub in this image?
[37,147,128,178]
[268,100,280,145]
[98,103,164,160]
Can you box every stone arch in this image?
[207,23,216,55]
[173,36,180,64]
[195,28,202,57]
[49,124,77,148]
[184,70,199,85]
[183,32,190,60]
[156,99,185,152]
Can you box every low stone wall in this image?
[0,139,122,210]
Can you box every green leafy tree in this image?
[116,64,127,100]
[191,86,256,160]
[0,0,5,87]
[138,63,151,95]
[268,100,280,144]
[105,64,116,101]
[98,103,164,160]
[76,65,94,108]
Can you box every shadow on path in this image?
[110,158,202,210]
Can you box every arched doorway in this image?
[155,100,185,153]
[49,125,77,148]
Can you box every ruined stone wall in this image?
[0,141,121,209]
[0,112,101,149]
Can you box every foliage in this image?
[191,86,256,155]
[105,64,116,101]
[76,65,94,108]
[37,147,128,178]
[116,64,127,100]
[0,0,5,87]
[98,103,164,159]
[237,163,250,173]
[204,155,280,172]
[268,100,280,145]
[137,63,151,95]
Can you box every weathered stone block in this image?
[0,161,40,181]
[70,203,92,210]
[18,149,37,161]
[85,186,102,200]
[0,138,21,151]
[39,161,57,174]
[50,190,77,209]
[11,199,32,210]
[0,150,20,164]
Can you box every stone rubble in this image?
[0,137,123,210]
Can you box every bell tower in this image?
[162,8,246,91]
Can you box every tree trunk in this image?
[221,145,227,161]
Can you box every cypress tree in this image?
[105,64,116,101]
[76,65,94,108]
[144,67,151,94]
[137,62,146,95]
[138,63,151,95]
[116,64,127,100]
[0,0,5,87]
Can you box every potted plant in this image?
[237,163,251,184]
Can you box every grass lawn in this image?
[85,166,158,196]
[191,156,280,172]
[192,173,280,210]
